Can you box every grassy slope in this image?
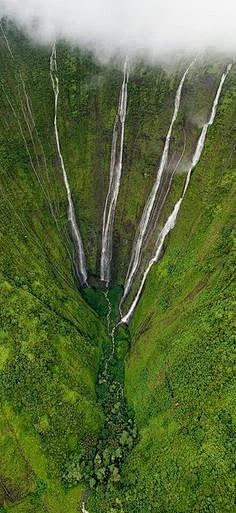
[112,62,176,282]
[0,25,108,512]
[122,68,236,512]
[120,57,228,307]
[57,44,124,275]
[2,27,226,287]
[0,23,235,513]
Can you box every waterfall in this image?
[101,59,129,285]
[81,502,89,513]
[50,44,88,286]
[121,59,195,303]
[120,63,232,325]
[0,23,14,59]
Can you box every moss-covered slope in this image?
[0,23,109,513]
[0,20,235,513]
[122,70,236,513]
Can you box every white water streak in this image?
[50,43,87,285]
[1,24,54,209]
[1,21,55,201]
[120,63,232,324]
[0,25,85,284]
[101,59,128,284]
[122,60,195,302]
[2,85,52,206]
[104,291,116,358]
[81,502,89,513]
[20,72,62,217]
[19,91,42,171]
[103,289,112,335]
[0,23,14,59]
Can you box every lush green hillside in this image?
[0,24,228,284]
[0,20,235,513]
[83,60,235,513]
[0,22,109,513]
[121,71,236,512]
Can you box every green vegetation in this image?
[0,22,108,512]
[64,324,137,491]
[120,72,236,513]
[0,20,235,513]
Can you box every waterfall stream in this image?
[122,59,196,304]
[120,63,232,324]
[0,23,14,59]
[50,43,88,285]
[81,501,89,513]
[0,26,233,511]
[101,59,129,285]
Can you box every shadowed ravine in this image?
[79,61,233,511]
[0,20,235,513]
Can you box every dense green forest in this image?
[0,21,235,513]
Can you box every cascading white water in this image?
[81,502,89,513]
[0,23,14,59]
[122,59,195,303]
[100,59,129,285]
[0,27,45,197]
[120,63,232,325]
[1,26,75,269]
[50,43,88,286]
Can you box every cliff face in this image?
[124,78,236,512]
[0,24,228,283]
[0,21,235,513]
[0,24,109,511]
[87,61,236,513]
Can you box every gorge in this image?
[0,19,235,513]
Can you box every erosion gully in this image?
[81,288,137,512]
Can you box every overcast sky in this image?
[0,0,236,59]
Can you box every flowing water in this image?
[101,59,129,285]
[0,23,14,59]
[79,289,136,511]
[81,502,89,513]
[120,63,232,324]
[1,25,233,510]
[121,59,196,304]
[50,43,88,285]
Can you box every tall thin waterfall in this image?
[101,59,128,285]
[122,60,195,303]
[50,44,88,285]
[0,23,14,59]
[120,63,232,324]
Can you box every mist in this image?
[0,0,236,60]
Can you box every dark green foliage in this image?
[121,76,236,512]
[0,20,235,513]
[64,313,137,491]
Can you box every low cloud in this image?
[0,0,236,59]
